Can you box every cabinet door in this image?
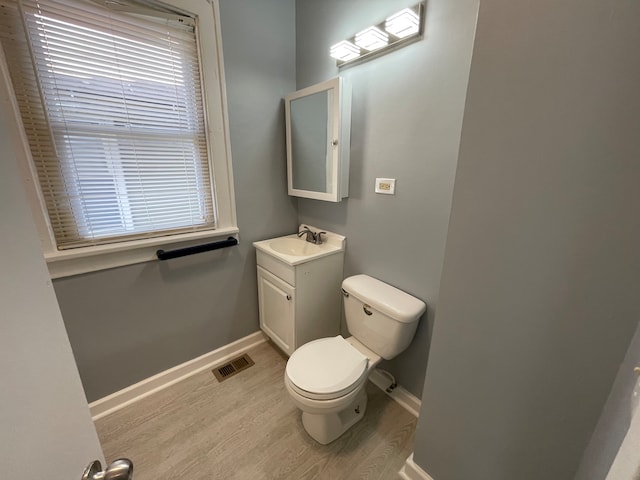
[285,76,351,202]
[257,266,295,356]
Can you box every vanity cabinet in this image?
[257,266,295,353]
[254,238,344,356]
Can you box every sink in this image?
[253,226,346,266]
[269,237,323,256]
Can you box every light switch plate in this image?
[375,178,396,195]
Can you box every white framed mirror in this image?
[285,77,351,202]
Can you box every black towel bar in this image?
[156,236,238,260]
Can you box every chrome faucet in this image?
[297,226,327,245]
[298,226,316,243]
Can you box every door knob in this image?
[82,459,133,480]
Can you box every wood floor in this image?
[95,341,417,480]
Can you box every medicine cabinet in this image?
[285,77,351,202]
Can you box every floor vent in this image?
[212,353,255,382]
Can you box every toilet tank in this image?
[342,275,426,360]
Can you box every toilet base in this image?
[301,388,368,444]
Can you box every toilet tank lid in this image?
[342,274,426,323]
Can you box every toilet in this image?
[284,274,426,444]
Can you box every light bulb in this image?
[385,8,420,38]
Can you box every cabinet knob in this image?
[286,294,292,301]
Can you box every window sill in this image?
[45,226,240,279]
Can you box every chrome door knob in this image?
[82,459,133,480]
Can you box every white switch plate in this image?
[375,178,396,195]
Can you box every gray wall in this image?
[575,321,640,480]
[295,0,479,397]
[413,0,640,478]
[53,0,298,402]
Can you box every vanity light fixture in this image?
[329,2,425,68]
[354,26,389,51]
[385,8,421,38]
[330,40,361,61]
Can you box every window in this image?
[0,0,237,277]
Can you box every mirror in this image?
[285,77,351,202]
[290,90,331,193]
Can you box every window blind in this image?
[0,0,216,248]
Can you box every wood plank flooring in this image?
[95,341,416,479]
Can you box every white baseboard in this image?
[369,369,421,417]
[89,331,267,421]
[399,454,435,480]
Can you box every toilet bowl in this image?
[284,335,380,444]
[284,275,426,444]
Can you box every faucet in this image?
[297,226,327,245]
[298,226,316,244]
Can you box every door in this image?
[0,78,104,479]
[257,266,295,355]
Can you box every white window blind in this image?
[0,0,216,249]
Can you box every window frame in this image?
[0,0,237,278]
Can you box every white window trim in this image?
[0,0,238,279]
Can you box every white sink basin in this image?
[269,237,324,256]
[253,226,345,266]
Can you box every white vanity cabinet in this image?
[256,266,295,353]
[254,228,345,356]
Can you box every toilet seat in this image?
[286,336,369,401]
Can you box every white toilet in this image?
[284,274,426,444]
